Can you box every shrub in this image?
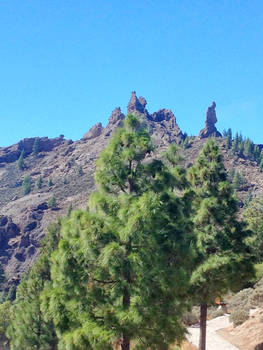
[22,175,31,195]
[182,306,199,326]
[77,166,84,176]
[230,307,249,326]
[48,178,53,187]
[249,284,263,308]
[35,176,43,189]
[207,306,225,319]
[47,196,56,209]
[228,288,252,311]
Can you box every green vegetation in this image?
[47,196,56,208]
[41,115,193,350]
[22,175,31,195]
[5,116,263,350]
[244,196,263,263]
[7,222,61,350]
[188,140,254,350]
[35,175,43,189]
[33,138,39,157]
[17,149,25,170]
[0,301,11,348]
[77,165,84,176]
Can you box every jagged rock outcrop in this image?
[104,107,125,136]
[82,123,104,140]
[0,135,70,164]
[199,102,222,138]
[127,91,149,116]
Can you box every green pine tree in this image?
[188,140,254,350]
[231,134,239,155]
[22,175,31,195]
[7,222,61,350]
[232,171,246,190]
[0,301,11,348]
[43,115,193,350]
[17,149,25,170]
[33,138,39,157]
[35,176,43,189]
[243,196,263,263]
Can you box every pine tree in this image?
[0,301,11,348]
[44,115,193,350]
[22,175,31,195]
[228,167,235,183]
[231,134,239,155]
[243,139,253,159]
[33,138,39,157]
[243,196,263,262]
[35,175,43,189]
[188,140,254,350]
[7,222,61,350]
[17,149,25,170]
[232,171,246,190]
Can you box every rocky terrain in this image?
[0,91,262,287]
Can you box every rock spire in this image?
[199,102,222,138]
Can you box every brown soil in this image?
[218,309,263,350]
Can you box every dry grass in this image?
[179,341,198,350]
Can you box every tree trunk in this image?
[122,243,131,350]
[199,303,207,350]
[121,285,130,350]
[122,334,130,350]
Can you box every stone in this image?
[0,216,8,227]
[24,221,37,233]
[82,123,104,140]
[104,108,125,136]
[199,102,222,138]
[108,108,125,126]
[127,91,148,115]
[151,109,176,123]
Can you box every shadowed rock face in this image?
[199,102,222,138]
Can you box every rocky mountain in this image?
[0,92,262,288]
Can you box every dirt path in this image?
[187,315,240,350]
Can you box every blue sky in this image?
[1,1,263,146]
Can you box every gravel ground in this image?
[187,315,240,350]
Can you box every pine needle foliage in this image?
[7,222,61,350]
[188,140,254,350]
[44,115,193,350]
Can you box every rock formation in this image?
[127,91,149,116]
[82,123,104,140]
[199,102,222,138]
[0,135,70,164]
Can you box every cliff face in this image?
[0,92,261,287]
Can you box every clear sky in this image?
[1,0,263,146]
